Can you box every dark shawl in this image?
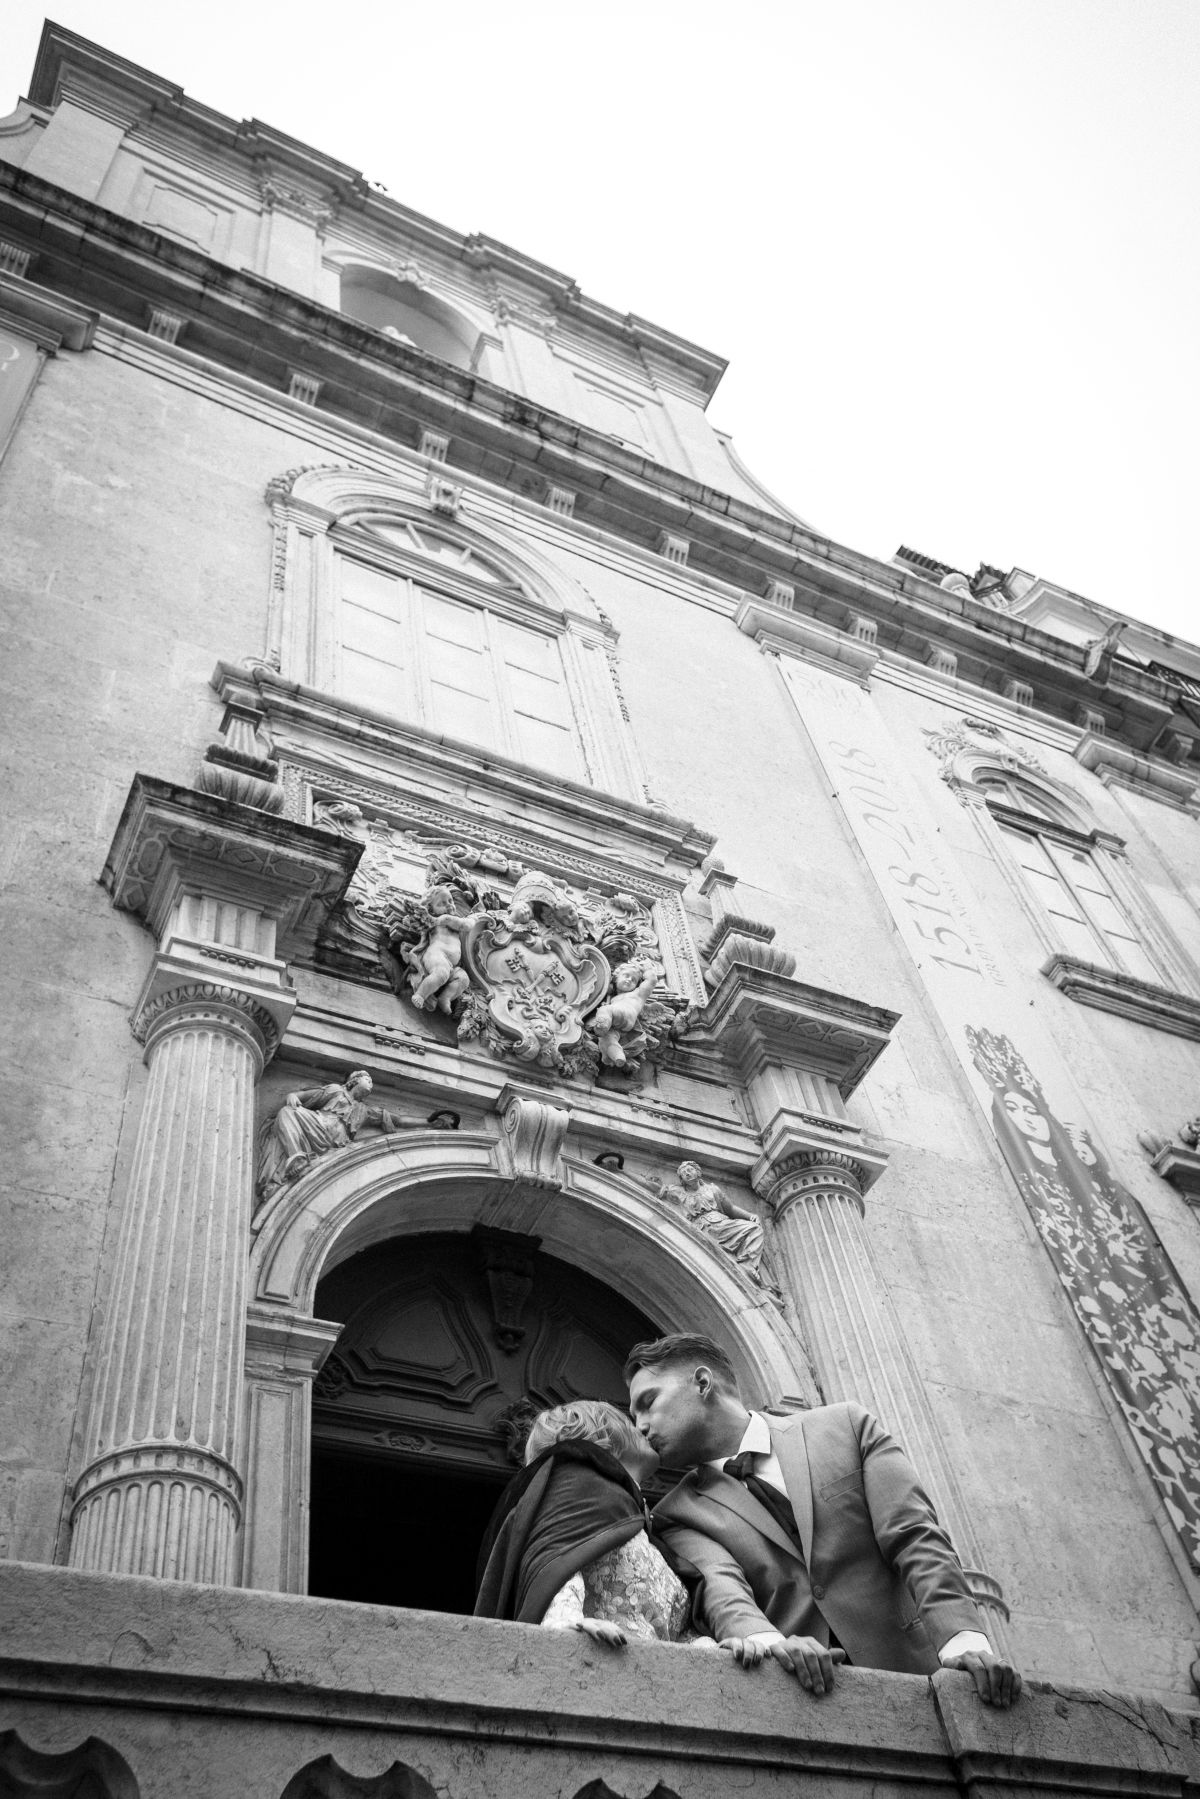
[474,1440,648,1625]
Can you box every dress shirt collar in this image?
[706,1409,770,1474]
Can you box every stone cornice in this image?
[1041,952,1200,1040]
[704,960,900,1098]
[0,157,1189,751]
[101,773,362,956]
[1073,731,1198,810]
[26,23,726,397]
[214,662,715,879]
[0,268,96,350]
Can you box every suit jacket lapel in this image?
[679,1467,801,1561]
[768,1413,815,1566]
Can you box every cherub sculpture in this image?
[384,884,487,1014]
[592,961,661,1069]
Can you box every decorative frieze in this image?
[1002,676,1034,709]
[656,530,689,566]
[763,579,795,610]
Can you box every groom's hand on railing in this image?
[720,1631,845,1694]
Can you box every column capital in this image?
[754,1146,869,1219]
[133,979,283,1072]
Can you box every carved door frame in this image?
[240,1130,815,1593]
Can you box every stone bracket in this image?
[494,1082,570,1190]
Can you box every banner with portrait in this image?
[777,655,1200,1573]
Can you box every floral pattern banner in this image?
[967,1025,1200,1572]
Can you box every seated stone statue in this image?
[257,1070,445,1203]
[656,1160,776,1294]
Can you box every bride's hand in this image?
[576,1618,627,1648]
[720,1636,768,1666]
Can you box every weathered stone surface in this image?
[0,1565,1196,1798]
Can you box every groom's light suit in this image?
[653,1403,983,1674]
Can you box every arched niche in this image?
[241,1132,815,1597]
[339,265,480,371]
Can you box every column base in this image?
[69,1443,243,1584]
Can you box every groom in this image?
[626,1333,1020,1705]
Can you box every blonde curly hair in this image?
[523,1399,643,1465]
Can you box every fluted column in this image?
[69,983,277,1583]
[764,1149,1011,1654]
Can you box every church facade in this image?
[2,24,1200,1796]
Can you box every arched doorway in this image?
[307,1228,661,1613]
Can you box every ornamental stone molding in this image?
[923,715,1055,807]
[133,980,281,1072]
[736,596,880,685]
[1074,729,1199,810]
[1041,952,1200,1041]
[704,960,895,1195]
[102,774,363,962]
[698,862,796,988]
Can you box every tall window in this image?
[980,773,1162,983]
[332,518,585,781]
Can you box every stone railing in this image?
[0,1562,1194,1798]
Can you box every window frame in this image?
[328,517,588,780]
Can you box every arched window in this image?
[339,268,478,370]
[331,515,585,779]
[978,769,1164,984]
[263,468,652,801]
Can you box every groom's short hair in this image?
[623,1332,739,1393]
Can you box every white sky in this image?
[7,2,1199,642]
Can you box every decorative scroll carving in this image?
[653,1161,779,1298]
[256,1070,456,1204]
[497,1085,570,1189]
[474,1226,540,1353]
[923,715,1051,806]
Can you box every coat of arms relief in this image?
[314,802,695,1080]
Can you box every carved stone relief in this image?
[651,1160,781,1302]
[256,1069,457,1205]
[314,803,697,1080]
[923,715,1052,806]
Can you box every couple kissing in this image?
[476,1332,1020,1707]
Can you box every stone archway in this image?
[240,1131,817,1596]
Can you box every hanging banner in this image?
[778,655,1200,1572]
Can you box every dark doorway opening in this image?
[307,1229,662,1614]
[309,1446,506,1614]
